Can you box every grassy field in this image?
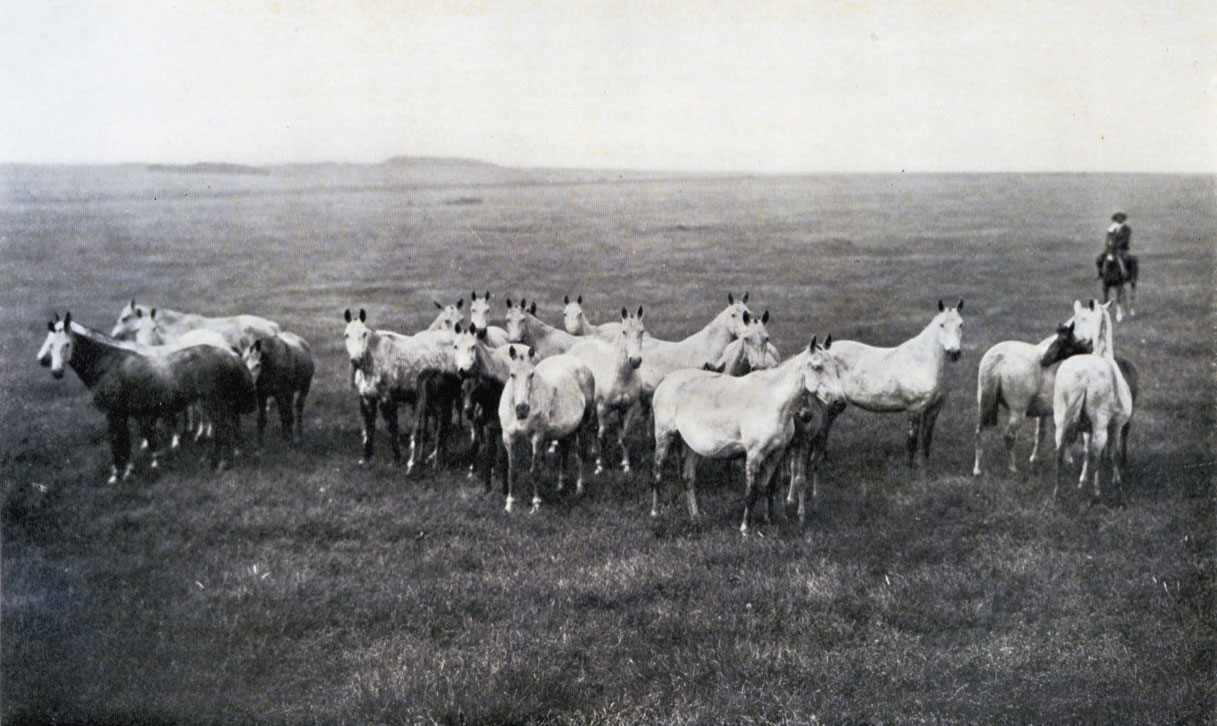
[2,164,1214,725]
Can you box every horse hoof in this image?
[530,497,542,513]
[594,464,605,476]
[505,496,515,513]
[621,462,630,474]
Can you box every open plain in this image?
[2,163,1214,724]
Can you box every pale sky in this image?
[3,0,1215,172]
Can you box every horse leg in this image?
[254,392,269,445]
[681,443,700,521]
[381,401,401,464]
[618,401,642,474]
[555,435,570,493]
[530,434,545,512]
[787,438,806,507]
[406,395,424,474]
[1052,422,1068,501]
[1089,424,1108,502]
[1077,432,1091,488]
[761,453,783,525]
[107,414,133,485]
[502,432,517,512]
[137,417,160,472]
[1028,416,1049,468]
[919,400,944,469]
[998,407,1022,474]
[971,416,985,477]
[358,396,377,465]
[294,386,308,444]
[905,412,921,468]
[741,453,765,534]
[652,428,678,518]
[594,401,610,475]
[275,393,293,442]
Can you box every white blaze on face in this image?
[453,329,478,373]
[504,301,527,342]
[243,343,264,383]
[343,317,371,366]
[470,294,492,329]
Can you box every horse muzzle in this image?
[50,367,64,379]
[629,357,642,370]
[947,349,962,362]
[515,403,530,420]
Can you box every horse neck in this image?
[572,312,593,335]
[685,312,736,354]
[906,317,947,365]
[526,315,573,348]
[1093,310,1114,359]
[722,340,750,376]
[1092,311,1132,412]
[748,350,810,417]
[477,341,512,382]
[68,329,131,389]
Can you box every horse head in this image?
[469,290,493,330]
[242,339,265,383]
[431,298,465,332]
[44,312,74,379]
[131,307,164,346]
[740,310,775,372]
[718,291,753,340]
[562,294,586,334]
[504,297,528,343]
[505,344,539,420]
[1040,321,1092,367]
[804,334,845,409]
[111,299,149,340]
[452,322,487,376]
[619,305,645,369]
[935,299,965,362]
[1065,298,1107,353]
[343,308,373,370]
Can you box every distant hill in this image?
[145,162,267,175]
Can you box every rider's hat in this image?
[1111,212,1127,223]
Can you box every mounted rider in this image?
[1096,212,1132,279]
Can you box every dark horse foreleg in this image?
[255,392,270,444]
[107,413,133,485]
[381,400,402,464]
[359,396,377,464]
[919,399,945,467]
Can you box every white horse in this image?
[469,290,511,347]
[504,298,580,358]
[566,307,647,474]
[499,346,597,513]
[823,300,965,469]
[562,295,624,338]
[343,308,453,465]
[637,292,753,400]
[111,299,279,351]
[1053,300,1135,502]
[652,335,844,533]
[704,310,780,375]
[972,320,1092,476]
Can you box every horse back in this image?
[93,354,191,416]
[170,345,257,415]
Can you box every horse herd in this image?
[35,289,1138,532]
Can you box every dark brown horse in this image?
[1098,251,1138,322]
[39,313,256,484]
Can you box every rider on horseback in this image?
[1096,212,1131,279]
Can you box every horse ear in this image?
[956,299,964,312]
[742,292,749,303]
[454,322,463,334]
[485,290,490,300]
[253,339,261,351]
[509,345,518,360]
[938,299,945,312]
[824,334,832,349]
[577,294,583,304]
[434,301,442,309]
[471,290,478,300]
[456,298,463,310]
[48,319,55,332]
[728,292,735,304]
[564,295,570,304]
[528,346,537,360]
[637,306,644,319]
[761,310,769,324]
[136,308,143,319]
[1088,299,1095,311]
[742,311,751,325]
[506,297,513,308]
[63,312,71,329]
[130,298,136,308]
[150,308,157,319]
[621,306,628,320]
[529,302,537,316]
[344,309,352,322]
[359,308,367,322]
[808,335,817,351]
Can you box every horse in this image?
[242,332,314,445]
[499,346,597,513]
[452,323,516,490]
[468,290,511,347]
[343,308,453,465]
[637,292,753,401]
[565,306,647,474]
[652,335,844,533]
[971,320,1093,476]
[504,298,581,358]
[1098,251,1138,322]
[110,299,280,351]
[821,300,965,469]
[562,295,624,338]
[1052,300,1137,502]
[39,313,256,483]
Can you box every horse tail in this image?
[976,356,1001,428]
